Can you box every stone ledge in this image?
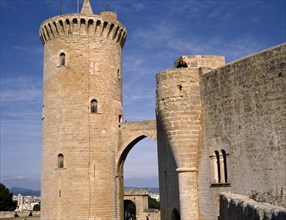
[219,192,286,220]
[210,183,231,188]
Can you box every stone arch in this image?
[118,135,149,171]
[117,133,157,182]
[116,120,157,173]
[115,121,157,220]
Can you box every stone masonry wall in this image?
[156,68,202,220]
[156,55,224,220]
[124,189,149,220]
[198,43,286,219]
[0,211,40,219]
[219,193,286,220]
[40,7,127,220]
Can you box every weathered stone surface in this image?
[198,43,286,219]
[219,193,286,220]
[156,56,224,220]
[40,3,155,220]
[156,43,286,220]
[41,1,285,219]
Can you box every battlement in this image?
[175,55,225,69]
[39,13,127,47]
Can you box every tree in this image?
[33,203,40,211]
[148,196,160,210]
[0,183,17,211]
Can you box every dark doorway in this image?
[124,200,136,220]
[171,208,181,220]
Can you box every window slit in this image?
[60,53,65,66]
[215,150,221,183]
[222,150,228,183]
[58,154,64,168]
[91,99,97,113]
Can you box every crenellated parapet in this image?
[39,12,127,47]
[174,55,225,69]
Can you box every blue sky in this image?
[0,0,285,190]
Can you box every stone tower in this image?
[40,0,127,219]
[156,56,225,220]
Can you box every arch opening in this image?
[58,153,64,168]
[60,52,65,66]
[116,132,158,220]
[123,137,158,188]
[90,99,97,113]
[124,200,136,220]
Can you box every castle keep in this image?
[40,1,285,219]
[40,1,156,219]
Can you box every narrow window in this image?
[42,104,45,120]
[91,99,97,113]
[60,53,65,66]
[222,149,228,183]
[58,154,64,168]
[119,115,122,123]
[117,69,120,80]
[215,150,221,183]
[118,115,123,127]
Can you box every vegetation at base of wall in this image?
[33,203,40,211]
[249,187,285,208]
[0,183,17,211]
[148,196,160,210]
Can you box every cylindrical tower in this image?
[156,55,224,220]
[40,1,126,219]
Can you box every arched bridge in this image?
[117,120,157,169]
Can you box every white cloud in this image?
[2,176,26,181]
[0,75,42,159]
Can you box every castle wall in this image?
[156,111,181,220]
[156,67,203,219]
[198,43,286,219]
[219,193,286,220]
[124,189,149,220]
[156,55,225,220]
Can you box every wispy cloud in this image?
[1,175,41,190]
[1,76,42,104]
[131,17,268,63]
[12,46,43,56]
[0,75,42,180]
[1,176,26,181]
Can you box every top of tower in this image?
[81,0,93,15]
[39,0,127,47]
[174,55,225,69]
